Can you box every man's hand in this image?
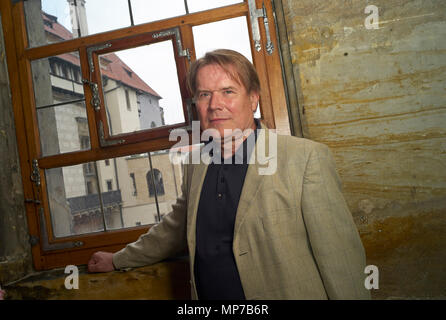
[0,288,5,300]
[87,251,115,273]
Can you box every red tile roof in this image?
[100,53,161,98]
[43,12,73,42]
[42,12,161,98]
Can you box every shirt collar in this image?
[203,118,260,164]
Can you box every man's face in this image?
[194,63,259,139]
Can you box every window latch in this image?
[82,78,101,111]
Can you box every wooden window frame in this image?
[2,0,290,270]
[88,29,192,146]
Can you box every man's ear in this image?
[250,91,260,112]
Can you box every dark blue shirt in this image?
[194,121,258,300]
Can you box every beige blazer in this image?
[113,126,371,300]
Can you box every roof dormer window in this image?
[124,69,133,78]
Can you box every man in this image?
[88,49,370,300]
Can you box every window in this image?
[86,181,94,195]
[106,179,113,191]
[80,136,90,150]
[130,172,137,196]
[7,0,289,270]
[125,89,131,111]
[83,162,95,176]
[147,169,165,197]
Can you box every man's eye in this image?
[198,92,210,99]
[223,90,234,95]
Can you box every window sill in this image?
[3,257,190,300]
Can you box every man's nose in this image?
[208,92,223,110]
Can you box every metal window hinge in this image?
[86,43,112,74]
[152,28,191,61]
[98,120,126,147]
[248,0,275,55]
[30,159,40,187]
[84,43,112,112]
[181,48,191,61]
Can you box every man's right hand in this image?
[87,251,115,273]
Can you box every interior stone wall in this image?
[280,0,446,299]
[0,12,33,286]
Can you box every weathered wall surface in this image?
[0,13,33,286]
[281,0,446,298]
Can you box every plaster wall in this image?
[281,0,446,299]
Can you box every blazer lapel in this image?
[233,126,276,238]
[186,161,208,258]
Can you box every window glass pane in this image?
[83,0,131,35]
[25,0,131,47]
[187,0,243,13]
[130,0,186,25]
[193,17,252,63]
[37,103,90,156]
[100,40,185,136]
[46,162,103,238]
[148,150,183,222]
[31,52,85,108]
[192,16,260,117]
[45,150,184,237]
[31,52,90,157]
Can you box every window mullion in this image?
[148,152,161,223]
[93,160,108,232]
